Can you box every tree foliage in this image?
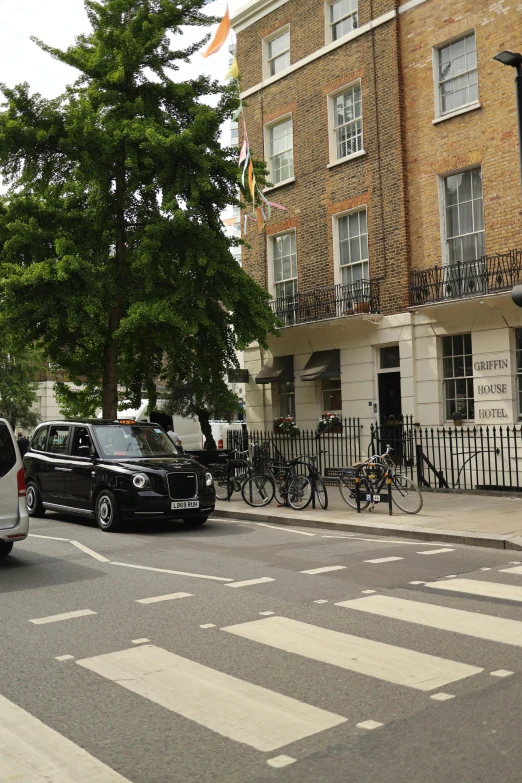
[0,0,276,419]
[0,336,41,431]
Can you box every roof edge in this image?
[232,0,291,33]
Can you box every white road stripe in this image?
[500,565,522,574]
[77,645,346,751]
[28,533,71,542]
[136,592,193,604]
[268,755,297,768]
[424,578,522,603]
[30,609,97,625]
[226,577,275,588]
[322,535,443,546]
[0,693,130,781]
[300,566,347,575]
[110,562,233,582]
[222,616,482,691]
[336,595,522,647]
[364,557,404,564]
[254,523,316,536]
[417,548,455,555]
[71,541,110,562]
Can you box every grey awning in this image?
[255,355,294,385]
[300,350,340,382]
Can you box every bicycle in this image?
[338,445,423,514]
[288,453,328,510]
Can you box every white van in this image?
[0,419,29,556]
[210,420,245,450]
[114,401,204,452]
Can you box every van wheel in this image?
[26,482,45,517]
[0,542,14,556]
[95,490,123,532]
[183,516,208,527]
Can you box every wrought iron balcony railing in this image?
[410,249,522,306]
[270,280,380,327]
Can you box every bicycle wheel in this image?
[315,474,328,510]
[241,474,275,507]
[287,475,313,510]
[273,470,289,506]
[390,474,423,514]
[338,473,370,510]
[212,468,231,501]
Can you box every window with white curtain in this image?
[268,118,294,185]
[330,83,363,162]
[337,209,368,285]
[272,232,297,299]
[443,168,485,264]
[328,0,358,41]
[437,33,478,116]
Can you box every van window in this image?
[0,422,16,478]
[32,426,49,452]
[48,426,71,455]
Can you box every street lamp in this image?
[493,49,522,189]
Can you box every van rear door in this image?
[0,420,19,528]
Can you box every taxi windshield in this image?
[93,425,177,458]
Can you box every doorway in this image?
[377,345,403,460]
[378,372,402,423]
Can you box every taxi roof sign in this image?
[118,419,137,425]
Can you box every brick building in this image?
[232,0,522,431]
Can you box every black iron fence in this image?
[410,248,522,306]
[270,280,380,327]
[228,417,522,493]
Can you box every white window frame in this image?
[327,80,364,166]
[332,206,369,288]
[437,165,485,266]
[263,26,291,81]
[325,0,358,45]
[267,229,298,299]
[263,113,295,190]
[432,30,479,121]
[441,333,474,423]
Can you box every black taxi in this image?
[23,419,215,532]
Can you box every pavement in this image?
[4,511,522,781]
[213,488,522,550]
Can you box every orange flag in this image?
[256,207,265,233]
[202,7,231,58]
[247,160,254,199]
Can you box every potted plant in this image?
[317,412,343,434]
[451,408,465,427]
[354,300,371,314]
[273,416,300,436]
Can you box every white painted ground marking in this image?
[110,561,233,582]
[259,611,275,616]
[77,645,346,752]
[28,533,71,542]
[364,557,404,564]
[409,581,425,585]
[490,670,514,677]
[30,609,97,625]
[425,578,522,603]
[55,655,74,662]
[430,693,455,701]
[136,592,193,604]
[0,693,130,782]
[132,639,150,644]
[267,755,296,768]
[417,548,455,555]
[501,565,522,574]
[226,577,275,588]
[510,561,522,565]
[200,624,217,629]
[356,720,383,730]
[70,540,110,562]
[445,575,457,578]
[361,589,376,594]
[255,522,316,537]
[321,535,443,547]
[223,616,482,691]
[300,566,347,575]
[313,600,329,604]
[481,568,492,571]
[336,595,522,648]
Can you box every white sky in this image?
[0,0,245,138]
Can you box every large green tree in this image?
[0,336,40,431]
[0,0,276,419]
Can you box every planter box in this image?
[354,301,371,314]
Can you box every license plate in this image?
[171,500,199,510]
[366,494,381,502]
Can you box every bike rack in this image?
[355,463,393,516]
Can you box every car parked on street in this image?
[23,419,215,532]
[0,418,29,555]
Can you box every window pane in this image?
[339,240,350,266]
[338,215,348,241]
[473,198,484,231]
[442,336,452,357]
[380,345,400,369]
[453,334,463,355]
[269,32,289,59]
[446,205,459,238]
[445,175,459,205]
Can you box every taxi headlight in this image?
[205,472,213,487]
[132,473,151,490]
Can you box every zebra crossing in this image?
[7,563,522,778]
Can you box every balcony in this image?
[410,249,522,306]
[270,280,381,327]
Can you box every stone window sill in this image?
[264,177,296,193]
[433,102,481,125]
[327,150,366,169]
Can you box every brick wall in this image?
[400,0,522,272]
[235,0,410,316]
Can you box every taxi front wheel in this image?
[95,490,123,532]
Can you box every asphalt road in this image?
[3,512,522,782]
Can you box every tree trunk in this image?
[102,159,126,420]
[198,409,217,450]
